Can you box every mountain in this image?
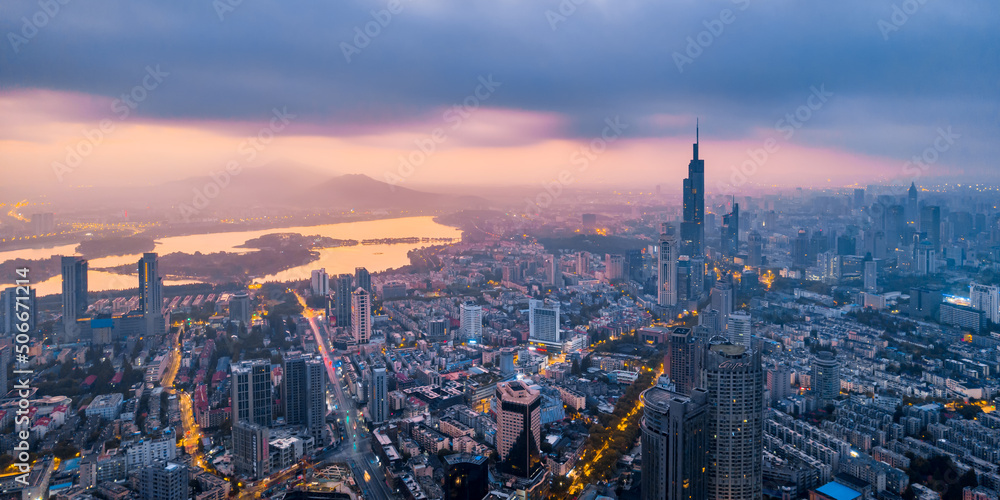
[305,174,488,210]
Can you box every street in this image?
[294,292,397,500]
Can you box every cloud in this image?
[0,0,996,188]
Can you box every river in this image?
[0,216,461,297]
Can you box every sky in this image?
[0,0,997,194]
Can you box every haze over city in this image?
[0,2,998,500]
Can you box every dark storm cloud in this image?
[1,0,997,176]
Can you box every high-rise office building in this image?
[640,386,709,500]
[907,182,919,225]
[543,254,558,286]
[334,274,353,327]
[864,259,878,293]
[443,454,489,500]
[310,268,329,297]
[496,381,541,478]
[727,311,752,349]
[61,256,88,340]
[970,283,1000,325]
[747,230,763,266]
[703,343,764,500]
[721,201,739,257]
[767,364,793,404]
[231,359,272,427]
[681,123,705,256]
[811,351,841,404]
[605,254,625,281]
[368,367,388,424]
[665,327,700,396]
[139,460,189,500]
[689,256,706,302]
[1,286,35,335]
[355,267,372,295]
[853,188,865,209]
[282,353,326,444]
[460,302,483,341]
[711,278,734,327]
[351,287,371,344]
[139,253,165,335]
[576,251,590,275]
[920,205,942,252]
[916,241,936,275]
[528,299,560,343]
[658,224,679,307]
[499,348,516,375]
[793,229,811,267]
[229,292,251,329]
[233,422,270,479]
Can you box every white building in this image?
[310,269,329,297]
[459,302,483,341]
[528,299,560,343]
[970,283,1000,324]
[351,288,371,344]
[727,311,752,349]
[658,224,679,307]
[86,393,124,420]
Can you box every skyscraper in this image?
[351,287,371,344]
[543,254,558,286]
[605,253,625,281]
[233,421,270,479]
[355,267,372,295]
[711,278,734,327]
[970,283,1000,324]
[727,311,752,349]
[61,256,88,341]
[721,200,739,257]
[658,224,679,307]
[459,302,483,341]
[334,273,353,327]
[138,253,164,335]
[920,205,941,252]
[443,454,489,500]
[1,286,35,335]
[139,460,189,500]
[495,381,541,478]
[368,366,388,424]
[907,182,919,226]
[576,251,590,275]
[310,268,329,296]
[703,342,763,500]
[282,353,326,444]
[681,122,705,256]
[811,351,841,405]
[229,292,251,329]
[640,386,709,500]
[747,230,763,266]
[231,359,272,427]
[864,259,878,293]
[665,327,700,396]
[528,299,560,343]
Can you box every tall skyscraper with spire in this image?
[681,121,705,256]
